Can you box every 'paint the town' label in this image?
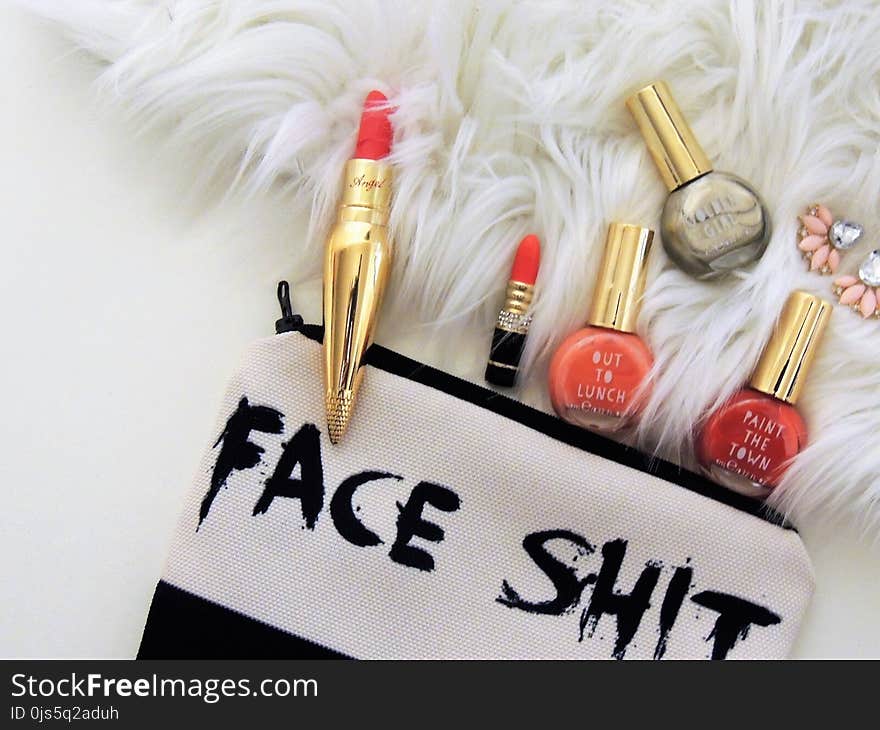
[697,391,807,489]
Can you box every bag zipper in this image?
[273,281,794,530]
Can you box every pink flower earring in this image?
[833,249,880,319]
[797,203,863,274]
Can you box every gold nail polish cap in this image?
[750,291,832,404]
[588,222,654,333]
[626,81,713,191]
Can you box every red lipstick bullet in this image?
[509,234,540,287]
[354,90,393,160]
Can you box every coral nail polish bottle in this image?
[697,291,831,498]
[549,223,655,433]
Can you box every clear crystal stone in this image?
[859,250,880,287]
[830,220,863,250]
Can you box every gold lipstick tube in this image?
[323,158,393,444]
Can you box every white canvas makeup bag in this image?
[139,323,813,660]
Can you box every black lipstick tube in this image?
[485,281,534,387]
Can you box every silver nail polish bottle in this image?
[627,81,770,280]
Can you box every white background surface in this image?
[1,4,878,658]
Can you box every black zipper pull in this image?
[275,281,304,334]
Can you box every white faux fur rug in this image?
[23,0,880,534]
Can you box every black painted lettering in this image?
[691,590,781,659]
[388,482,460,572]
[330,470,403,547]
[253,423,324,529]
[497,530,595,615]
[199,397,283,526]
[653,564,693,659]
[579,539,661,659]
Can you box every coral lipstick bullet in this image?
[323,90,394,444]
[354,89,393,159]
[485,234,541,387]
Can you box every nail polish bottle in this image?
[549,223,654,433]
[627,81,770,280]
[697,291,831,498]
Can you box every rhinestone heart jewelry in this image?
[832,249,880,319]
[797,204,863,275]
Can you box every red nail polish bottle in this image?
[549,223,654,433]
[697,291,831,498]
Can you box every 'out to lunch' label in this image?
[574,350,629,415]
[548,329,653,428]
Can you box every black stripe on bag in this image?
[137,581,351,659]
[298,324,793,530]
